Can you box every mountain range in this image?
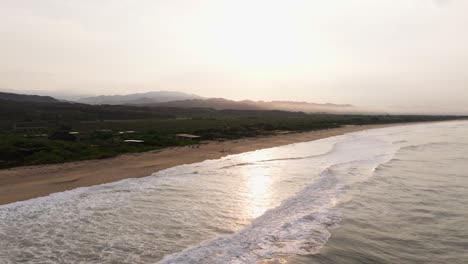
[0,91,60,103]
[0,90,361,114]
[77,91,357,113]
[78,91,203,105]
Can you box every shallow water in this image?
[292,136,468,264]
[1,121,467,263]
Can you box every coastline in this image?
[0,123,404,205]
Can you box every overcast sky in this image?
[1,0,468,114]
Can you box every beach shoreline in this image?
[0,123,407,205]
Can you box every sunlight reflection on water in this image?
[241,150,274,218]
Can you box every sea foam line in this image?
[159,154,397,264]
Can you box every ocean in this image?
[1,121,467,263]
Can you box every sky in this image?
[1,0,468,114]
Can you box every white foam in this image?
[159,140,401,263]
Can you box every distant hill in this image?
[78,91,203,105]
[152,98,357,113]
[255,100,355,113]
[155,98,261,110]
[0,91,61,103]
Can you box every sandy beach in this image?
[0,124,402,205]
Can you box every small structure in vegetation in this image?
[119,131,137,134]
[48,131,77,141]
[175,134,201,140]
[123,140,144,143]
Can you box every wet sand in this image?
[0,124,400,205]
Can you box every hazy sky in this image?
[1,0,468,113]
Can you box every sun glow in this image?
[197,0,326,75]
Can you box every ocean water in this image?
[1,121,467,263]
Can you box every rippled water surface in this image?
[1,121,468,263]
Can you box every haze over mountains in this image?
[78,91,203,105]
[154,98,356,113]
[4,90,463,115]
[6,89,464,115]
[1,90,356,114]
[77,91,358,113]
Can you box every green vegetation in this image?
[0,98,464,168]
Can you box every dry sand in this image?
[0,124,402,205]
